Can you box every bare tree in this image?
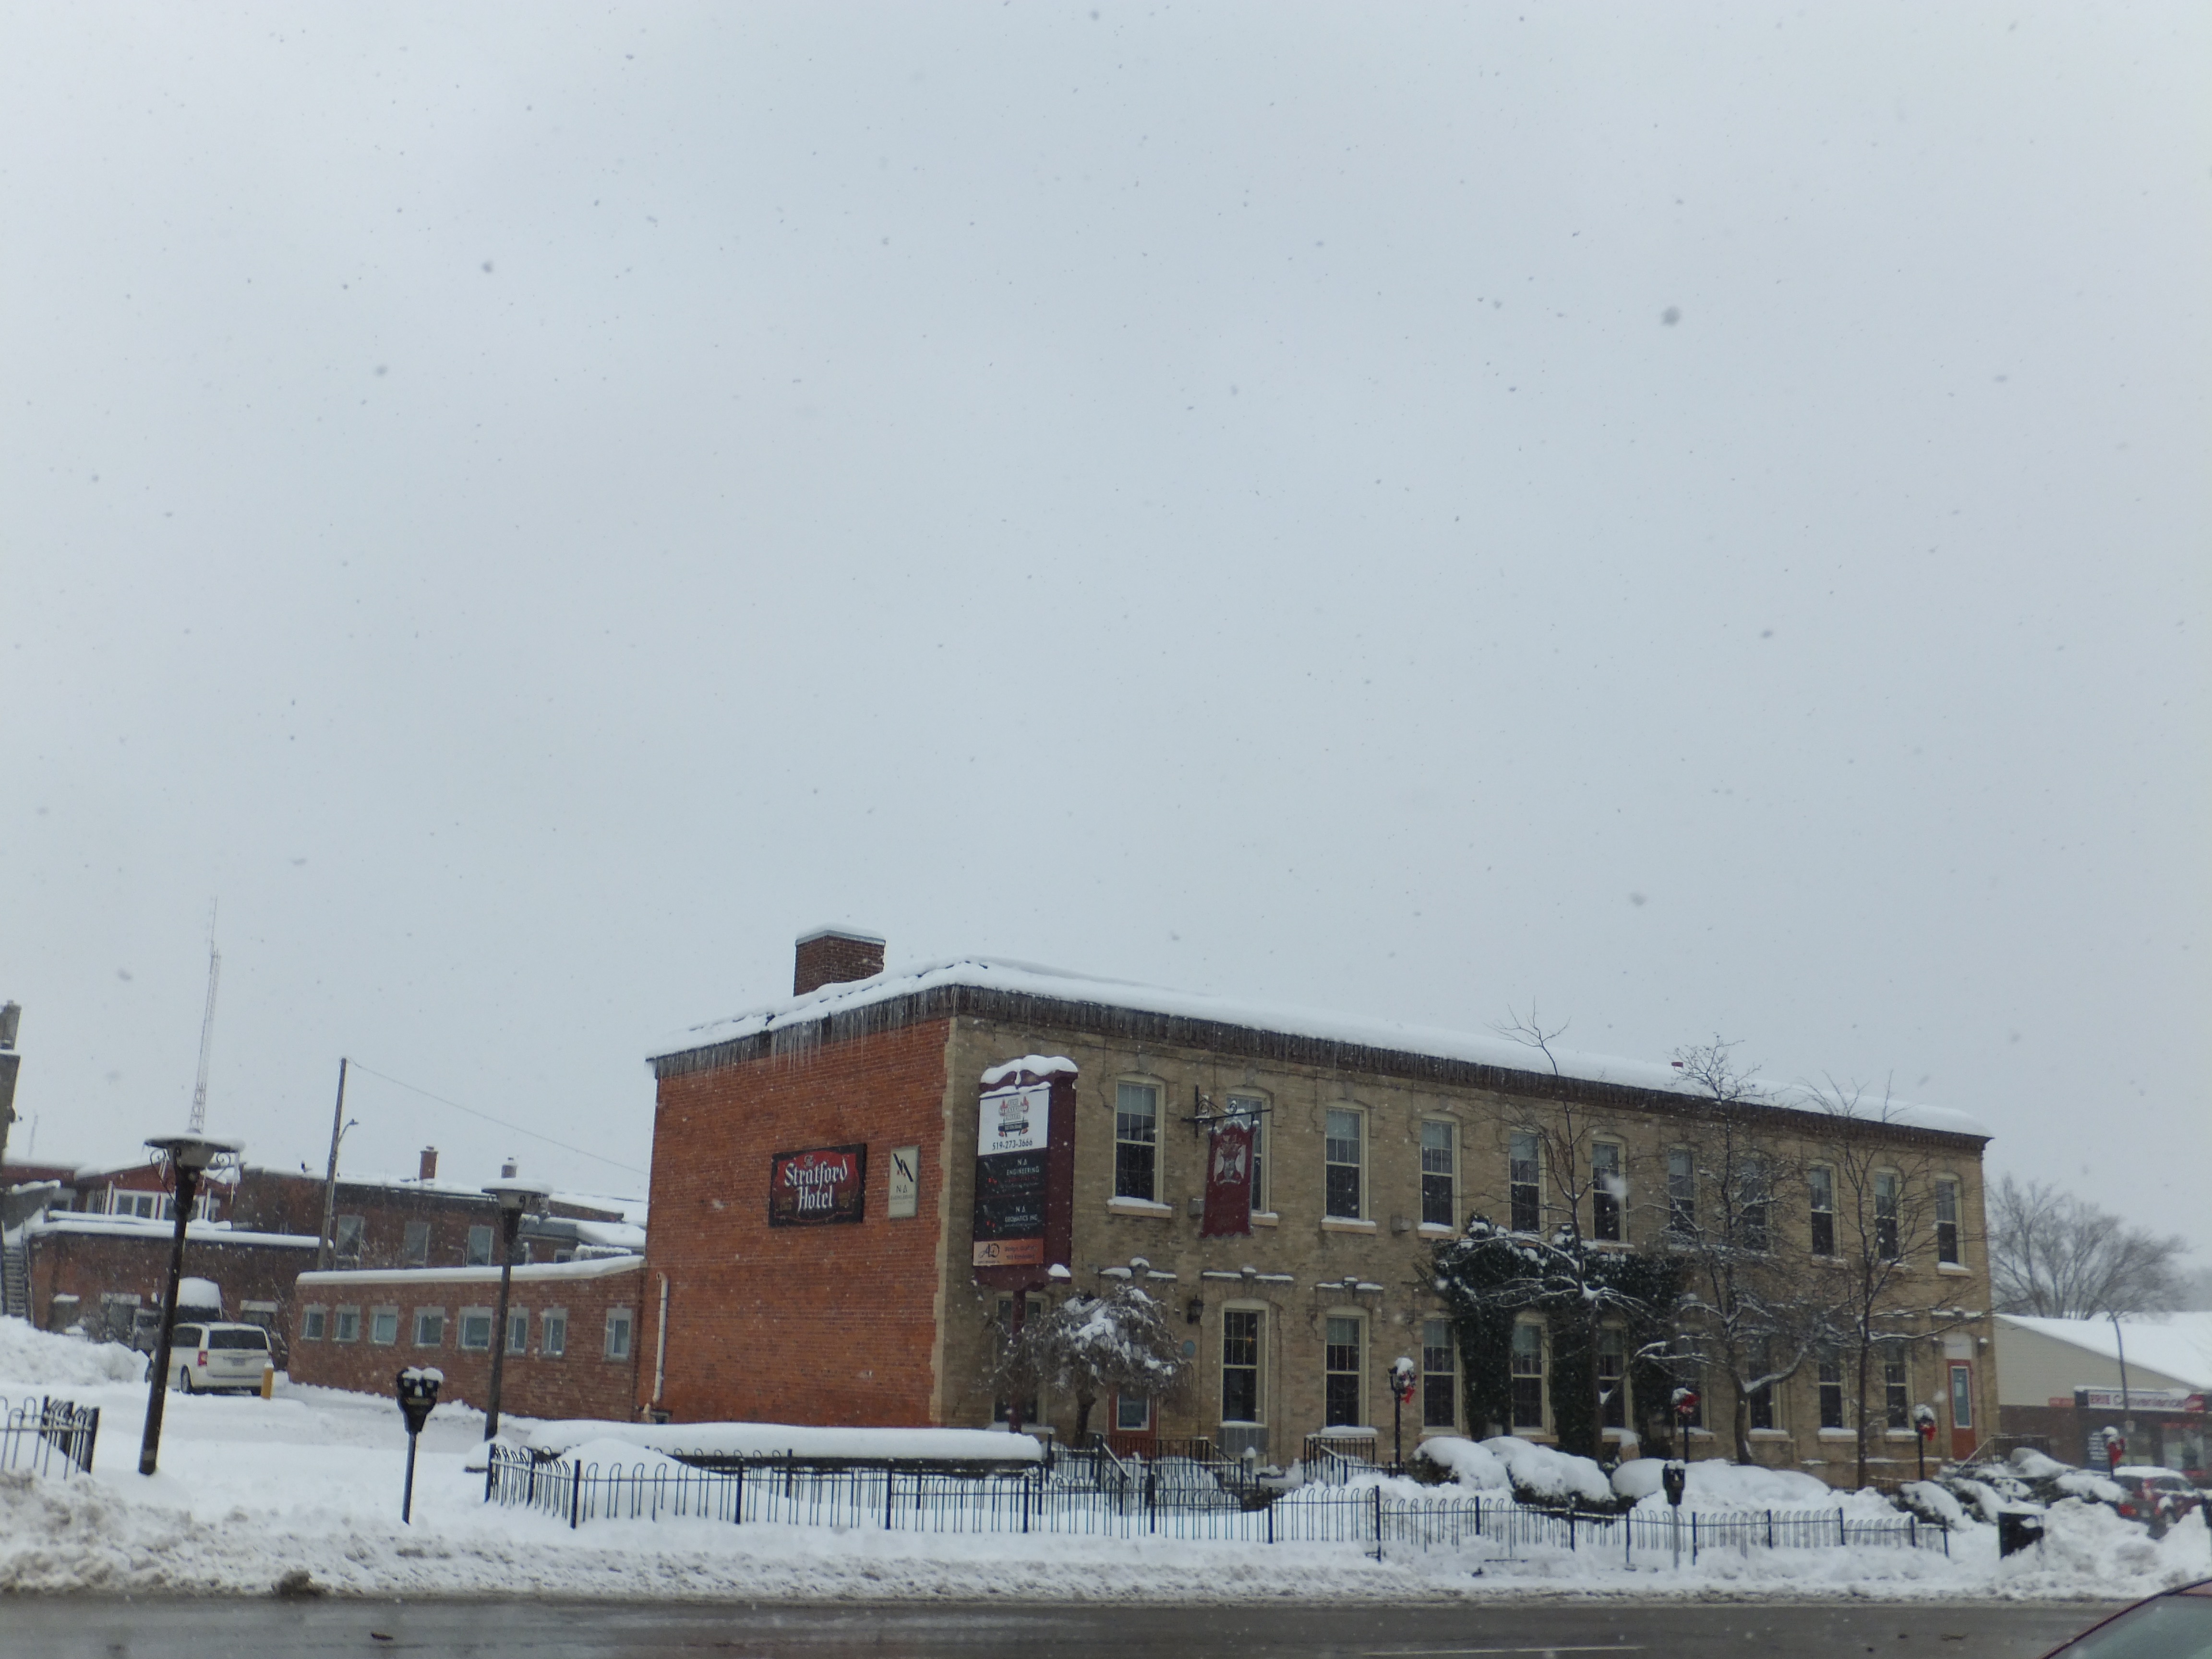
[1988,1174,2189,1318]
[986,1282,1190,1443]
[1805,1079,1980,1489]
[1661,1040,1845,1465]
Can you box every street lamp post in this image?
[138,1131,242,1476]
[481,1178,550,1441]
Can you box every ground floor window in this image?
[1222,1309,1262,1423]
[1598,1328,1627,1430]
[1510,1321,1545,1430]
[458,1309,494,1352]
[1819,1354,1846,1429]
[1883,1345,1911,1430]
[301,1306,327,1343]
[1421,1318,1456,1430]
[333,1306,361,1343]
[1748,1372,1778,1431]
[542,1309,568,1358]
[413,1309,445,1348]
[507,1308,529,1354]
[604,1307,634,1361]
[1324,1316,1363,1427]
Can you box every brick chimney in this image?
[793,927,887,996]
[418,1146,438,1182]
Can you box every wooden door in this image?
[1948,1361,1977,1460]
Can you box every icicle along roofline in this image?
[647,955,1990,1144]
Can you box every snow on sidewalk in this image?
[0,1319,2205,1602]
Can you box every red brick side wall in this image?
[25,1226,317,1341]
[287,1262,644,1421]
[642,1019,951,1425]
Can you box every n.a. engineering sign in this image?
[769,1144,867,1226]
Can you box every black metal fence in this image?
[0,1395,99,1479]
[482,1445,1943,1562]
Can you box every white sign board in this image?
[977,1082,1051,1157]
[888,1145,920,1219]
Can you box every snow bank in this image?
[1412,1437,1510,1491]
[1996,1501,2212,1599]
[0,1316,144,1388]
[2009,1447,2071,1480]
[1899,1482,1965,1527]
[1478,1437,1613,1507]
[526,1420,1045,1464]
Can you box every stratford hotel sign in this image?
[768,1143,867,1226]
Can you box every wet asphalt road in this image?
[0,1598,2117,1659]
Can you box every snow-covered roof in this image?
[26,1214,320,1249]
[653,955,1989,1138]
[1996,1313,2212,1390]
[297,1255,644,1288]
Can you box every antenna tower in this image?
[189,905,221,1134]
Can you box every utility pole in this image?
[315,1059,351,1271]
[188,912,220,1135]
[0,1002,21,1171]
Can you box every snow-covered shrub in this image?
[1479,1435,1617,1510]
[1411,1436,1510,1491]
[1897,1480,1965,1527]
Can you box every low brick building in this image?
[1996,1312,2210,1479]
[638,934,2000,1486]
[23,1213,319,1348]
[287,1257,645,1419]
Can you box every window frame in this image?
[1420,1316,1457,1430]
[1419,1119,1458,1230]
[1113,1392,1153,1433]
[412,1307,445,1348]
[1113,1079,1162,1204]
[1818,1351,1846,1430]
[1666,1147,1696,1236]
[333,1305,362,1344]
[1882,1342,1911,1429]
[1934,1176,1962,1266]
[1323,1311,1366,1429]
[301,1305,328,1343]
[1597,1325,1628,1431]
[1508,1130,1541,1234]
[604,1306,635,1362]
[334,1214,366,1264]
[1746,1343,1780,1431]
[1808,1165,1837,1258]
[402,1220,431,1267]
[1220,1305,1265,1426]
[1323,1106,1365,1220]
[1591,1140,1625,1243]
[541,1308,568,1358]
[1874,1169,1902,1262]
[465,1224,496,1267]
[1738,1154,1771,1253]
[457,1307,495,1352]
[507,1306,529,1355]
[1509,1318,1546,1432]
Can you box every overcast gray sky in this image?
[3,4,2205,1250]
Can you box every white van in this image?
[162,1323,273,1394]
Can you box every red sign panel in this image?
[768,1144,867,1226]
[1199,1118,1254,1238]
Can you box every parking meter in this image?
[395,1367,444,1523]
[1661,1461,1686,1507]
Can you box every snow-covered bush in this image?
[1897,1480,1965,1527]
[1411,1436,1510,1491]
[1478,1435,1616,1509]
[0,1315,144,1388]
[1612,1457,1838,1510]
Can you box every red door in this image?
[1948,1362,1977,1460]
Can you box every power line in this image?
[343,1060,649,1180]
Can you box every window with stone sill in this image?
[1324,1107,1364,1219]
[1115,1081,1160,1203]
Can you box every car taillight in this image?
[196,1351,207,1366]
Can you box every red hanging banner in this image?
[1199,1116,1254,1238]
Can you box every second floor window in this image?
[1508,1132,1540,1233]
[1738,1157,1770,1253]
[334,1215,365,1263]
[605,1307,634,1361]
[1808,1166,1836,1256]
[413,1309,444,1347]
[1874,1171,1901,1261]
[1667,1149,1695,1236]
[1591,1142,1624,1242]
[1419,1122,1455,1227]
[1935,1178,1962,1265]
[1114,1082,1159,1202]
[403,1222,430,1266]
[1324,1109,1363,1218]
[542,1309,568,1358]
[466,1225,495,1266]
